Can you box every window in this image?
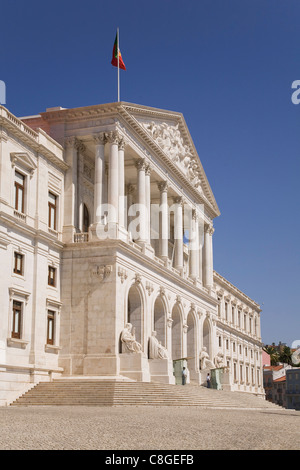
[48,192,57,230]
[47,310,55,345]
[48,266,56,287]
[12,300,22,339]
[234,362,237,381]
[225,303,228,321]
[219,336,222,347]
[83,204,90,233]
[13,252,24,275]
[14,170,25,213]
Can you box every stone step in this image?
[11,380,280,409]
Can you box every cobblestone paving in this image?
[0,406,299,450]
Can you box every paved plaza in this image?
[0,405,299,451]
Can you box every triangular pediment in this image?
[119,103,220,218]
[10,152,37,174]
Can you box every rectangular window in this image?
[48,192,57,230]
[14,252,24,275]
[48,266,56,287]
[14,170,25,213]
[12,300,22,339]
[47,310,55,345]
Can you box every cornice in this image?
[216,319,263,347]
[213,271,261,312]
[64,237,218,308]
[0,211,64,250]
[119,105,220,219]
[38,101,220,218]
[0,106,68,172]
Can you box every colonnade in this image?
[66,129,215,289]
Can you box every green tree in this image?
[279,346,292,365]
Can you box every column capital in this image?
[105,130,120,145]
[145,163,152,176]
[93,132,107,145]
[135,158,147,171]
[157,180,168,193]
[127,183,136,195]
[205,223,214,235]
[192,208,199,221]
[64,136,84,151]
[173,195,184,206]
[118,137,126,150]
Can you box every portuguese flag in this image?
[111,31,126,70]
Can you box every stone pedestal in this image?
[149,359,175,384]
[119,353,151,382]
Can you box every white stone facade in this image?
[0,102,264,405]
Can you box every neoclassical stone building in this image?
[0,102,264,405]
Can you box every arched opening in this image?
[153,296,166,347]
[127,284,143,347]
[203,317,211,358]
[186,311,197,374]
[171,304,182,360]
[83,204,90,233]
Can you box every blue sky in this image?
[1,0,299,347]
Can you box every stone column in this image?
[127,184,135,238]
[145,164,152,245]
[173,196,184,271]
[118,137,126,229]
[189,209,199,280]
[63,136,81,242]
[203,224,214,289]
[136,159,147,243]
[158,181,169,260]
[198,221,204,285]
[93,132,106,225]
[106,131,119,227]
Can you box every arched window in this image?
[83,204,90,233]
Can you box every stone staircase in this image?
[10,379,282,410]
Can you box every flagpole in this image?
[117,27,120,102]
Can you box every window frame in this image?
[12,300,22,339]
[14,170,25,214]
[48,191,57,231]
[47,309,55,345]
[13,252,24,276]
[48,265,56,287]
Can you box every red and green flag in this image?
[111,31,126,70]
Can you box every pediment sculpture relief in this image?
[141,121,202,190]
